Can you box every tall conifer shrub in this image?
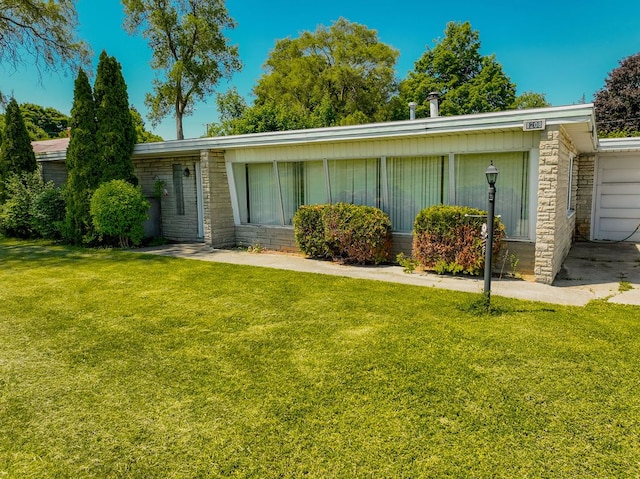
[63,69,99,245]
[94,51,137,184]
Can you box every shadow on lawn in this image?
[0,240,174,269]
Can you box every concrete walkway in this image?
[138,242,640,307]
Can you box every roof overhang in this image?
[598,137,640,153]
[34,104,600,161]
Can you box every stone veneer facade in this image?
[200,150,236,248]
[534,126,578,284]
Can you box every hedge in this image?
[413,204,505,275]
[293,203,392,265]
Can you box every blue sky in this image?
[3,0,640,140]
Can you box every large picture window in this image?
[328,158,381,207]
[386,155,448,232]
[232,151,531,240]
[455,152,530,238]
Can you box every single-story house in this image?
[33,103,640,284]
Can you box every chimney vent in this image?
[427,91,440,117]
[408,102,417,120]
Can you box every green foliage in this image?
[236,18,398,133]
[122,0,242,140]
[130,106,163,143]
[413,204,505,275]
[0,0,89,89]
[396,21,543,119]
[94,51,137,184]
[293,205,330,259]
[0,170,49,238]
[396,252,418,273]
[512,91,550,110]
[594,52,640,136]
[89,180,150,248]
[64,68,99,246]
[294,203,392,264]
[20,103,70,140]
[31,187,65,239]
[0,98,37,201]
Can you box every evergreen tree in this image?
[0,97,36,201]
[64,68,99,245]
[397,22,519,118]
[94,51,137,184]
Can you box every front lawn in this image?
[1,239,639,478]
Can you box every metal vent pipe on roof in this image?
[427,91,440,117]
[408,102,417,120]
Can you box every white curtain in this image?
[387,156,448,232]
[328,158,381,207]
[455,152,529,238]
[247,163,279,225]
[279,161,327,225]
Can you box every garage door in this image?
[594,154,640,242]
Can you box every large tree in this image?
[251,18,399,130]
[20,103,70,140]
[398,21,527,118]
[0,98,37,200]
[594,52,640,136]
[94,51,137,184]
[122,0,242,140]
[0,0,89,99]
[63,68,99,245]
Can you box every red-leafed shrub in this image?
[293,203,392,265]
[413,204,505,275]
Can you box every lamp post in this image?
[484,161,499,300]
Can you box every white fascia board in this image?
[128,103,597,157]
[598,137,640,152]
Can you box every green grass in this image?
[1,238,640,478]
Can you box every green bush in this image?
[32,187,66,239]
[293,202,392,265]
[293,205,329,259]
[413,204,505,275]
[89,180,150,248]
[0,171,48,238]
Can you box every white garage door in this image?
[594,154,640,242]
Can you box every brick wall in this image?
[534,127,577,284]
[575,154,595,241]
[133,156,201,242]
[40,161,67,186]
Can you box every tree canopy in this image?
[594,52,640,136]
[0,0,89,97]
[254,18,399,126]
[397,21,542,118]
[122,0,242,140]
[130,106,163,143]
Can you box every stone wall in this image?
[534,126,577,284]
[200,150,236,248]
[575,154,595,241]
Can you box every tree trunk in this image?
[176,110,184,140]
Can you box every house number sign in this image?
[523,119,546,131]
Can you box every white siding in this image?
[225,131,539,163]
[594,153,640,242]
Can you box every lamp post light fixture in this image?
[484,161,499,300]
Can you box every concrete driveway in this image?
[555,242,640,304]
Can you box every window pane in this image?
[328,158,380,207]
[279,161,326,225]
[387,156,448,232]
[247,163,279,225]
[456,152,529,238]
